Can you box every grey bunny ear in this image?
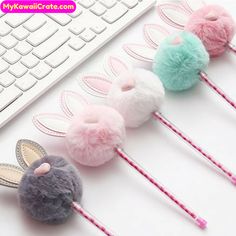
[0,164,24,188]
[16,140,47,169]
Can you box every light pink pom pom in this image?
[65,105,126,167]
[185,5,235,57]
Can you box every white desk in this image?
[1,0,236,235]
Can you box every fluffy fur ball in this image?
[18,156,83,224]
[153,32,209,91]
[185,5,235,57]
[107,69,165,128]
[65,105,126,167]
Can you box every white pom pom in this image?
[107,68,165,128]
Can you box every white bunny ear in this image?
[0,164,24,188]
[60,90,88,117]
[181,0,206,13]
[16,139,47,169]
[123,44,156,62]
[78,74,112,98]
[157,3,191,29]
[103,55,132,77]
[144,24,169,48]
[33,114,70,137]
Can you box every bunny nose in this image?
[171,36,182,45]
[205,11,218,21]
[121,78,135,91]
[34,163,51,176]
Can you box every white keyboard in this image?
[0,0,156,128]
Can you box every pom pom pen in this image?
[78,55,236,186]
[157,0,236,57]
[0,140,113,235]
[124,24,236,112]
[33,91,206,229]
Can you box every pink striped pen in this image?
[228,43,236,54]
[115,148,207,229]
[200,72,236,111]
[72,202,114,236]
[153,112,236,185]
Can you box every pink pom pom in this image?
[65,105,126,167]
[185,5,235,57]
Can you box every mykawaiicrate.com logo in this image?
[0,0,76,13]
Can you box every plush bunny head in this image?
[33,91,126,167]
[78,56,165,128]
[124,25,209,91]
[158,0,236,57]
[0,139,83,224]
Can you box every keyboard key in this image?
[0,72,16,87]
[0,23,12,36]
[2,51,22,65]
[14,42,33,56]
[21,54,39,69]
[90,24,106,34]
[0,87,23,112]
[23,15,47,32]
[79,29,96,42]
[68,25,85,35]
[9,63,28,78]
[68,8,83,18]
[102,4,128,23]
[26,24,58,47]
[99,0,117,8]
[0,35,18,49]
[30,63,52,80]
[15,74,37,92]
[46,14,72,26]
[68,38,86,51]
[122,0,138,8]
[90,3,107,16]
[11,27,30,40]
[0,45,7,56]
[77,0,95,8]
[5,14,33,28]
[45,50,69,68]
[0,59,9,74]
[33,33,70,60]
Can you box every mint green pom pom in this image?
[153,32,209,91]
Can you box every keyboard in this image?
[0,0,156,128]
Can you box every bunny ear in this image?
[33,114,70,137]
[157,3,190,29]
[0,164,24,188]
[181,0,206,13]
[123,44,156,62]
[144,24,169,48]
[78,74,112,98]
[103,55,131,77]
[16,139,47,169]
[60,90,88,117]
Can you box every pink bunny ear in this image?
[123,44,156,62]
[181,0,206,13]
[157,3,191,29]
[144,24,169,49]
[78,74,112,98]
[60,90,88,117]
[103,55,131,77]
[33,114,70,137]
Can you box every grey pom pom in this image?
[18,156,83,224]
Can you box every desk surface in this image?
[1,0,236,235]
